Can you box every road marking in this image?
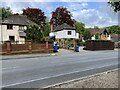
[1,65,118,88]
[2,66,20,70]
[43,68,119,89]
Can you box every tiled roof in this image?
[1,15,35,25]
[90,28,104,35]
[90,28,110,35]
[53,23,76,31]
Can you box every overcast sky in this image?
[1,0,119,28]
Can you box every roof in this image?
[111,34,120,42]
[90,28,109,35]
[0,15,36,26]
[53,23,76,31]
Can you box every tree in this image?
[25,25,43,43]
[75,22,85,37]
[0,7,13,20]
[106,25,120,34]
[108,0,120,12]
[23,7,46,27]
[83,28,91,41]
[50,7,75,27]
[42,22,50,38]
[95,32,100,39]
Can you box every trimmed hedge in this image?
[84,40,114,50]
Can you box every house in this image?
[49,23,79,47]
[0,15,35,44]
[90,27,111,40]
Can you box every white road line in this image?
[44,68,119,89]
[2,66,20,70]
[1,65,118,88]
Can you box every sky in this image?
[1,0,119,28]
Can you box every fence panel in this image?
[11,44,28,52]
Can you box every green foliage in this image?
[25,25,43,43]
[75,22,85,37]
[95,32,100,40]
[0,7,13,20]
[106,25,120,34]
[42,22,50,38]
[83,28,91,41]
[108,0,120,12]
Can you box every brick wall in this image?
[0,41,53,55]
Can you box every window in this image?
[19,25,25,30]
[7,25,13,30]
[68,31,72,35]
[9,36,15,42]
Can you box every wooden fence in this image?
[0,41,53,55]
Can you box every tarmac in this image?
[0,46,118,60]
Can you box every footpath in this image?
[0,48,75,60]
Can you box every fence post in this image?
[28,40,32,53]
[74,39,77,51]
[6,41,11,54]
[46,41,48,49]
[46,40,49,53]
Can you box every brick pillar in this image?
[46,41,48,49]
[6,41,11,54]
[28,40,32,53]
[74,39,77,51]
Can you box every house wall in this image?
[0,24,26,44]
[54,29,79,39]
[91,34,111,40]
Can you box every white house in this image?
[0,15,35,44]
[49,23,79,47]
[49,23,79,39]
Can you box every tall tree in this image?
[23,7,46,27]
[108,0,120,12]
[25,25,43,43]
[0,7,13,20]
[83,28,91,41]
[75,22,85,37]
[42,22,50,38]
[50,7,75,27]
[106,25,120,34]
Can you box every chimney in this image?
[50,22,53,32]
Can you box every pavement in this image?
[1,46,118,60]
[0,48,76,60]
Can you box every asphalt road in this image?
[1,50,118,88]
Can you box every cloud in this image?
[67,2,118,28]
[1,1,118,28]
[2,0,108,2]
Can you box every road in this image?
[1,50,118,88]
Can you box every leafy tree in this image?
[106,25,120,34]
[42,22,50,38]
[75,22,85,37]
[23,7,46,27]
[50,7,75,27]
[25,25,43,43]
[108,0,120,12]
[0,7,13,20]
[95,32,100,39]
[83,28,91,41]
